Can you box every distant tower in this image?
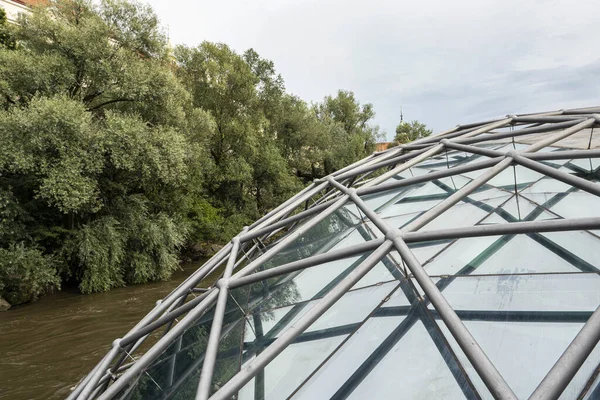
[400,106,403,123]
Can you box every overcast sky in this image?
[143,0,600,140]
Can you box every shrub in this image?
[0,243,60,305]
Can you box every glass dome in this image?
[72,107,600,400]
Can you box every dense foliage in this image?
[0,0,382,304]
[393,120,432,145]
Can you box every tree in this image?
[0,0,386,304]
[0,8,16,50]
[393,120,432,145]
[174,42,302,230]
[0,0,203,301]
[315,90,381,174]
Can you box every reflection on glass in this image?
[238,282,399,400]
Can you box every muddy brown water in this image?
[0,260,208,400]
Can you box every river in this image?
[0,260,207,400]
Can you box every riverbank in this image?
[0,259,208,400]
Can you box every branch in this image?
[83,90,105,104]
[87,98,135,111]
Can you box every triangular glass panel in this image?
[540,230,600,272]
[433,273,600,399]
[521,177,573,195]
[238,282,398,400]
[259,201,385,271]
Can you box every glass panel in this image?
[431,272,600,399]
[244,252,399,316]
[424,236,498,276]
[424,232,584,276]
[123,298,246,400]
[548,191,600,236]
[549,128,596,149]
[351,261,400,289]
[500,195,557,221]
[405,241,450,265]
[566,158,599,172]
[418,202,490,231]
[478,212,508,225]
[522,177,573,195]
[379,199,440,218]
[395,166,432,179]
[550,191,600,219]
[246,282,398,341]
[436,174,472,190]
[345,320,469,399]
[260,201,382,270]
[238,282,399,400]
[435,273,600,312]
[582,364,600,400]
[381,211,421,229]
[281,254,364,302]
[238,336,347,400]
[493,143,531,152]
[463,165,543,189]
[471,235,580,275]
[360,188,409,212]
[379,283,411,307]
[292,316,406,399]
[438,320,592,399]
[468,187,511,204]
[541,231,600,271]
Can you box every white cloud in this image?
[144,0,600,139]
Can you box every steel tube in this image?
[456,120,581,146]
[334,147,430,181]
[513,116,585,123]
[119,290,213,347]
[248,182,318,230]
[524,149,600,161]
[402,157,513,232]
[97,290,220,400]
[357,157,503,196]
[441,140,505,158]
[196,236,242,400]
[364,118,513,189]
[512,154,600,197]
[364,144,445,188]
[523,118,595,153]
[457,117,510,130]
[248,181,328,232]
[415,124,484,145]
[403,217,600,243]
[529,305,600,400]
[68,354,106,400]
[231,195,350,280]
[211,241,395,400]
[159,243,231,309]
[77,344,120,399]
[331,151,383,178]
[239,201,332,243]
[229,238,383,289]
[392,237,518,400]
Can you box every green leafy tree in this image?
[0,0,386,304]
[315,90,381,174]
[0,8,16,50]
[0,0,202,300]
[393,120,432,144]
[175,42,302,236]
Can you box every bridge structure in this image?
[73,106,600,400]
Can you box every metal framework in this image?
[72,106,600,400]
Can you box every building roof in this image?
[375,141,393,152]
[74,106,600,400]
